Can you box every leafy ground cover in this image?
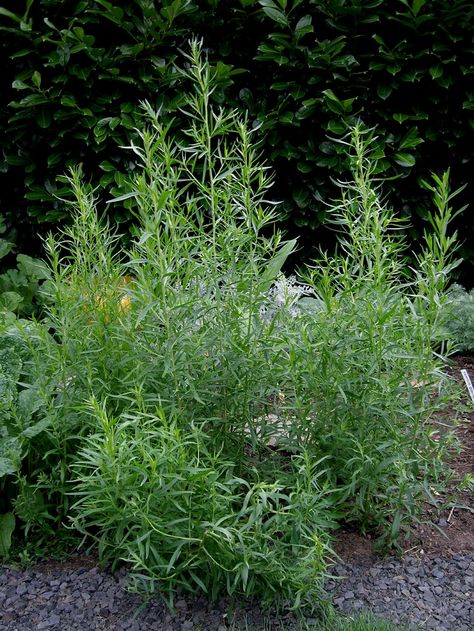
[0,42,468,625]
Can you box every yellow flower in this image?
[71,275,134,322]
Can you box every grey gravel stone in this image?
[325,552,474,630]
[1,552,473,630]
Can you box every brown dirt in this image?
[332,355,474,564]
[28,551,99,574]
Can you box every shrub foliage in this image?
[0,0,472,273]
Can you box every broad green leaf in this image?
[0,292,23,312]
[412,0,426,16]
[60,96,77,108]
[47,152,62,168]
[293,188,310,208]
[394,152,416,167]
[260,4,288,27]
[279,112,294,124]
[316,155,338,167]
[429,65,443,79]
[393,112,410,123]
[270,81,293,91]
[11,79,29,90]
[0,513,15,557]
[36,108,51,129]
[372,34,386,47]
[32,71,41,88]
[294,15,313,38]
[0,312,16,327]
[295,104,316,120]
[390,510,401,541]
[297,161,312,173]
[16,254,50,280]
[326,119,346,134]
[399,127,423,150]
[15,94,49,107]
[263,239,297,284]
[99,160,117,172]
[0,240,13,260]
[17,388,44,422]
[299,297,324,313]
[21,417,51,439]
[377,83,392,100]
[322,89,340,103]
[0,455,18,478]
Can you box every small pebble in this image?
[0,552,473,630]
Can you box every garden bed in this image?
[1,357,472,631]
[1,47,471,631]
[334,354,474,562]
[326,355,474,630]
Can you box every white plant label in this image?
[461,369,474,403]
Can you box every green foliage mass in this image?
[0,321,53,555]
[1,214,51,321]
[0,46,462,605]
[0,0,472,274]
[444,284,474,353]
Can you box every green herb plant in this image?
[23,40,336,608]
[292,128,463,545]
[9,41,461,605]
[442,284,474,352]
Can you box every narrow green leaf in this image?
[0,8,21,22]
[106,191,139,203]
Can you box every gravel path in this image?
[1,553,473,630]
[326,553,474,631]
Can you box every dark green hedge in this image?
[1,0,473,275]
